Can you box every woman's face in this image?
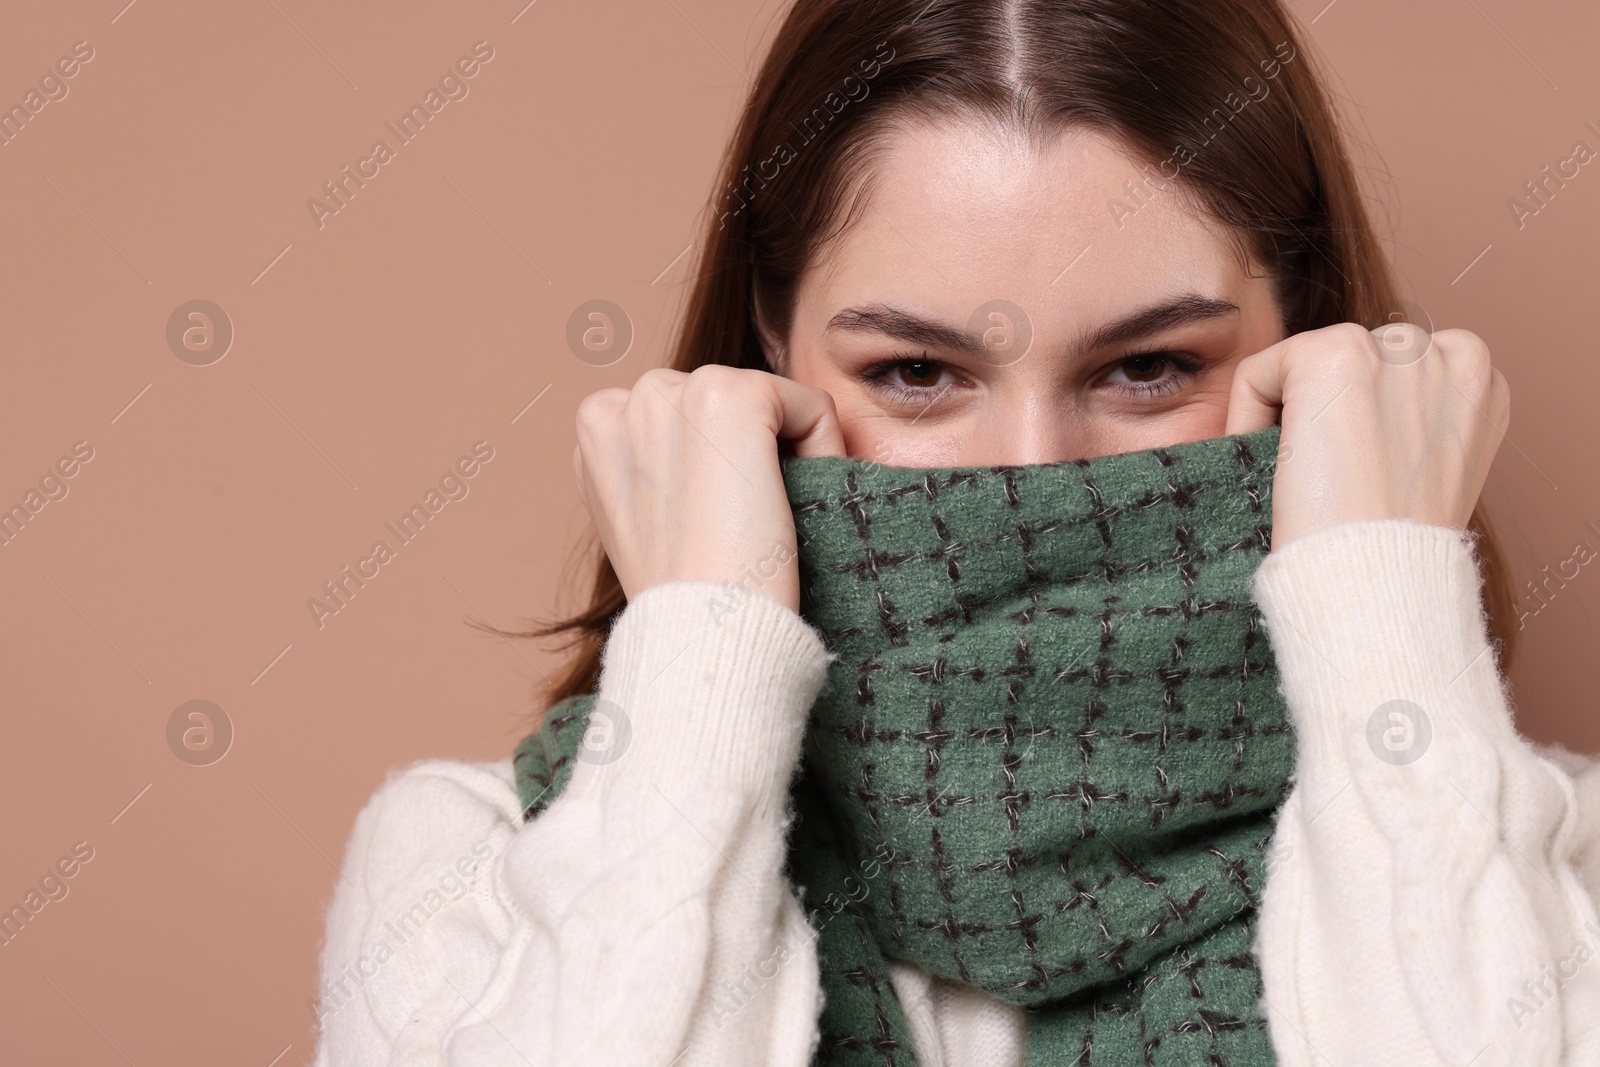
[775,118,1287,467]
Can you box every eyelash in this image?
[1104,348,1206,397]
[859,348,1205,404]
[859,351,958,405]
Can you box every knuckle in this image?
[635,367,682,394]
[1309,321,1374,354]
[688,362,742,388]
[1434,327,1487,354]
[1229,348,1265,384]
[685,363,754,409]
[575,388,627,436]
[1303,322,1380,367]
[1325,332,1377,374]
[1334,321,1375,346]
[575,387,623,419]
[1438,329,1494,384]
[1461,361,1494,395]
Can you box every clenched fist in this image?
[572,365,845,613]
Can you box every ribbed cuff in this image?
[1250,518,1508,753]
[574,581,831,816]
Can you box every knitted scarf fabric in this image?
[514,424,1294,1066]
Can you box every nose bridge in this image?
[984,385,1080,466]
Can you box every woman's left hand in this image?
[1224,321,1511,550]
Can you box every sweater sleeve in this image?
[310,581,833,1067]
[1248,518,1600,1067]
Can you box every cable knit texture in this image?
[1247,519,1600,1067]
[311,522,1600,1067]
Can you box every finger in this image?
[766,376,847,458]
[571,443,589,512]
[1224,340,1288,436]
[1489,366,1512,439]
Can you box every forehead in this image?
[801,116,1256,336]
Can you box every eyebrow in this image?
[823,293,1240,355]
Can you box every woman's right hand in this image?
[573,364,846,613]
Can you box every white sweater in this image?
[309,519,1600,1066]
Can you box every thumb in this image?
[769,377,847,458]
[1224,341,1287,436]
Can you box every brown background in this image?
[0,0,1595,1062]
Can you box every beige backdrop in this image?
[1,0,1596,1062]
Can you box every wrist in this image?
[633,539,801,613]
[574,580,829,814]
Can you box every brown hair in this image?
[500,0,1518,710]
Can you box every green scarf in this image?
[515,425,1293,1066]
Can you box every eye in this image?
[893,360,944,388]
[1118,354,1170,383]
[1101,351,1203,397]
[859,352,965,407]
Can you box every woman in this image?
[310,0,1600,1064]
